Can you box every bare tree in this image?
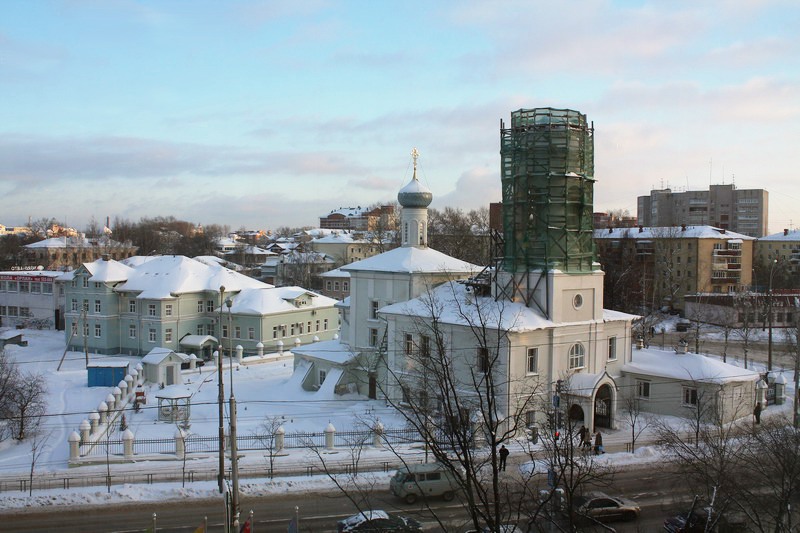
[618,385,652,453]
[253,415,285,479]
[5,370,46,440]
[28,430,50,496]
[733,292,762,369]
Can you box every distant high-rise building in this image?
[637,184,768,237]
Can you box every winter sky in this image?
[1,0,798,233]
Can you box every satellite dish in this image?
[37,265,44,271]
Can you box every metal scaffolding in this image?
[500,107,595,275]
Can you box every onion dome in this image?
[397,147,433,208]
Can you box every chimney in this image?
[608,227,613,233]
[638,225,644,233]
[720,228,726,234]
[785,229,789,236]
[681,224,686,231]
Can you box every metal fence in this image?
[77,426,424,459]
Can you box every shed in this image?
[0,330,27,349]
[87,360,130,387]
[141,348,189,387]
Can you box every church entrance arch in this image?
[593,384,613,429]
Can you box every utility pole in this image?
[217,286,226,494]
[768,259,777,371]
[82,303,89,368]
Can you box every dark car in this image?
[664,510,708,533]
[573,491,640,523]
[337,510,422,532]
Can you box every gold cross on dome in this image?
[411,147,419,170]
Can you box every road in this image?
[0,461,696,532]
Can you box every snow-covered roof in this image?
[179,335,218,348]
[759,229,800,241]
[380,281,636,332]
[113,256,270,299]
[224,245,274,255]
[594,226,755,241]
[0,270,63,279]
[292,338,359,365]
[227,286,337,315]
[342,246,477,274]
[324,207,368,218]
[320,268,350,279]
[87,360,130,368]
[81,258,135,283]
[568,372,607,398]
[312,233,367,244]
[141,347,189,365]
[192,256,243,271]
[25,236,91,248]
[622,348,760,384]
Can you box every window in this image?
[326,281,332,291]
[7,281,17,292]
[369,328,378,347]
[525,411,537,428]
[165,304,173,317]
[71,322,78,335]
[370,300,379,320]
[477,347,489,373]
[569,343,585,370]
[315,320,320,332]
[414,337,428,359]
[197,324,204,335]
[82,277,89,288]
[573,293,583,309]
[148,304,156,317]
[307,321,311,334]
[94,324,101,338]
[165,328,173,342]
[0,280,5,292]
[0,306,4,315]
[197,300,204,313]
[323,319,329,330]
[298,322,304,334]
[248,327,255,340]
[41,283,52,295]
[206,324,214,335]
[129,325,136,338]
[637,380,650,399]
[206,300,214,312]
[319,370,327,385]
[19,282,29,293]
[94,282,102,289]
[608,337,617,361]
[273,326,278,339]
[83,299,88,312]
[148,328,156,343]
[19,307,29,317]
[83,322,89,337]
[222,325,229,338]
[130,300,137,313]
[527,348,538,374]
[95,300,101,313]
[234,326,241,338]
[71,299,78,312]
[682,387,698,407]
[343,281,349,291]
[405,333,414,355]
[290,324,296,336]
[30,282,41,293]
[333,281,340,291]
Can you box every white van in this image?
[390,463,459,504]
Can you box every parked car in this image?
[676,320,691,332]
[337,510,422,532]
[664,508,748,533]
[464,526,521,533]
[390,462,459,504]
[573,491,640,522]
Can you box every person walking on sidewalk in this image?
[594,431,604,455]
[754,402,762,424]
[499,444,510,471]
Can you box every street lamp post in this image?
[225,297,240,529]
[768,259,777,371]
[217,286,226,494]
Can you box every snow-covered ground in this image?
[0,327,794,511]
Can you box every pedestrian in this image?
[754,402,762,424]
[594,431,604,455]
[578,425,587,447]
[499,444,510,471]
[583,429,592,449]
